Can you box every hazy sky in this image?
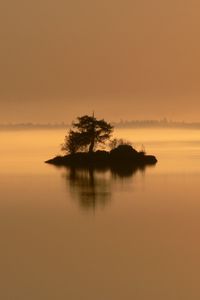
[1,0,200,123]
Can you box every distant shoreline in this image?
[0,123,69,131]
[1,120,200,130]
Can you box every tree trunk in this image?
[89,118,95,153]
[89,138,95,153]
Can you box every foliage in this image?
[109,138,132,150]
[139,144,146,155]
[62,115,113,154]
[62,129,87,154]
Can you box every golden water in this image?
[0,128,200,299]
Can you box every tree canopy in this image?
[62,114,113,154]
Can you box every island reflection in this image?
[63,164,151,211]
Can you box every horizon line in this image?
[1,119,200,129]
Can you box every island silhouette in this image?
[45,114,157,170]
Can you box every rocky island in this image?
[45,144,157,168]
[45,114,157,172]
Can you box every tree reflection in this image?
[65,167,111,211]
[62,164,154,211]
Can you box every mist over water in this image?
[0,128,200,299]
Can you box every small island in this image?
[45,114,157,170]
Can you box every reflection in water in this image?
[63,164,152,211]
[64,168,111,211]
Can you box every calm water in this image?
[0,128,200,300]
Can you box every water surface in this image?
[0,128,200,300]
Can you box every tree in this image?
[62,114,113,154]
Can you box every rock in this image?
[45,145,157,170]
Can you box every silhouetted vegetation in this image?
[109,138,133,150]
[46,114,157,170]
[62,114,113,154]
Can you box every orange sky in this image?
[0,0,200,122]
